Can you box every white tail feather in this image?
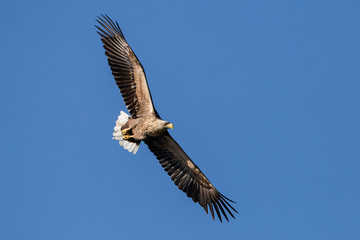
[112,111,140,154]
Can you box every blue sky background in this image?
[1,1,360,239]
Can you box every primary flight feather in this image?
[96,15,237,222]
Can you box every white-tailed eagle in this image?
[96,15,237,222]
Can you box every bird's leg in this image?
[123,134,134,140]
[121,127,132,136]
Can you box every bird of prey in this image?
[96,15,237,222]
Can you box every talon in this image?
[123,135,134,140]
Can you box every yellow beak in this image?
[165,123,174,129]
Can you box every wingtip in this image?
[202,191,237,222]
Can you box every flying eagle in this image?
[96,15,237,222]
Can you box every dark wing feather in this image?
[96,15,158,118]
[144,132,238,222]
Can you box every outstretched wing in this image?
[144,132,237,222]
[96,15,157,118]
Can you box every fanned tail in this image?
[112,111,140,154]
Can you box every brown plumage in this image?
[96,15,237,222]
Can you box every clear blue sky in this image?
[1,1,359,239]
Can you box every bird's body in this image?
[96,15,237,222]
[123,114,172,140]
